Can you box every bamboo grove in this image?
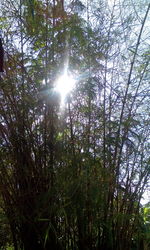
[0,0,150,249]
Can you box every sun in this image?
[55,71,75,105]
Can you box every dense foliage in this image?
[0,0,150,249]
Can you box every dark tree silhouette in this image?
[0,38,4,72]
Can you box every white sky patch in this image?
[108,0,115,7]
[141,189,150,205]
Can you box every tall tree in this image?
[0,0,150,249]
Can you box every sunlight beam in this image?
[55,70,75,105]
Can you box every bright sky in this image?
[55,70,76,105]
